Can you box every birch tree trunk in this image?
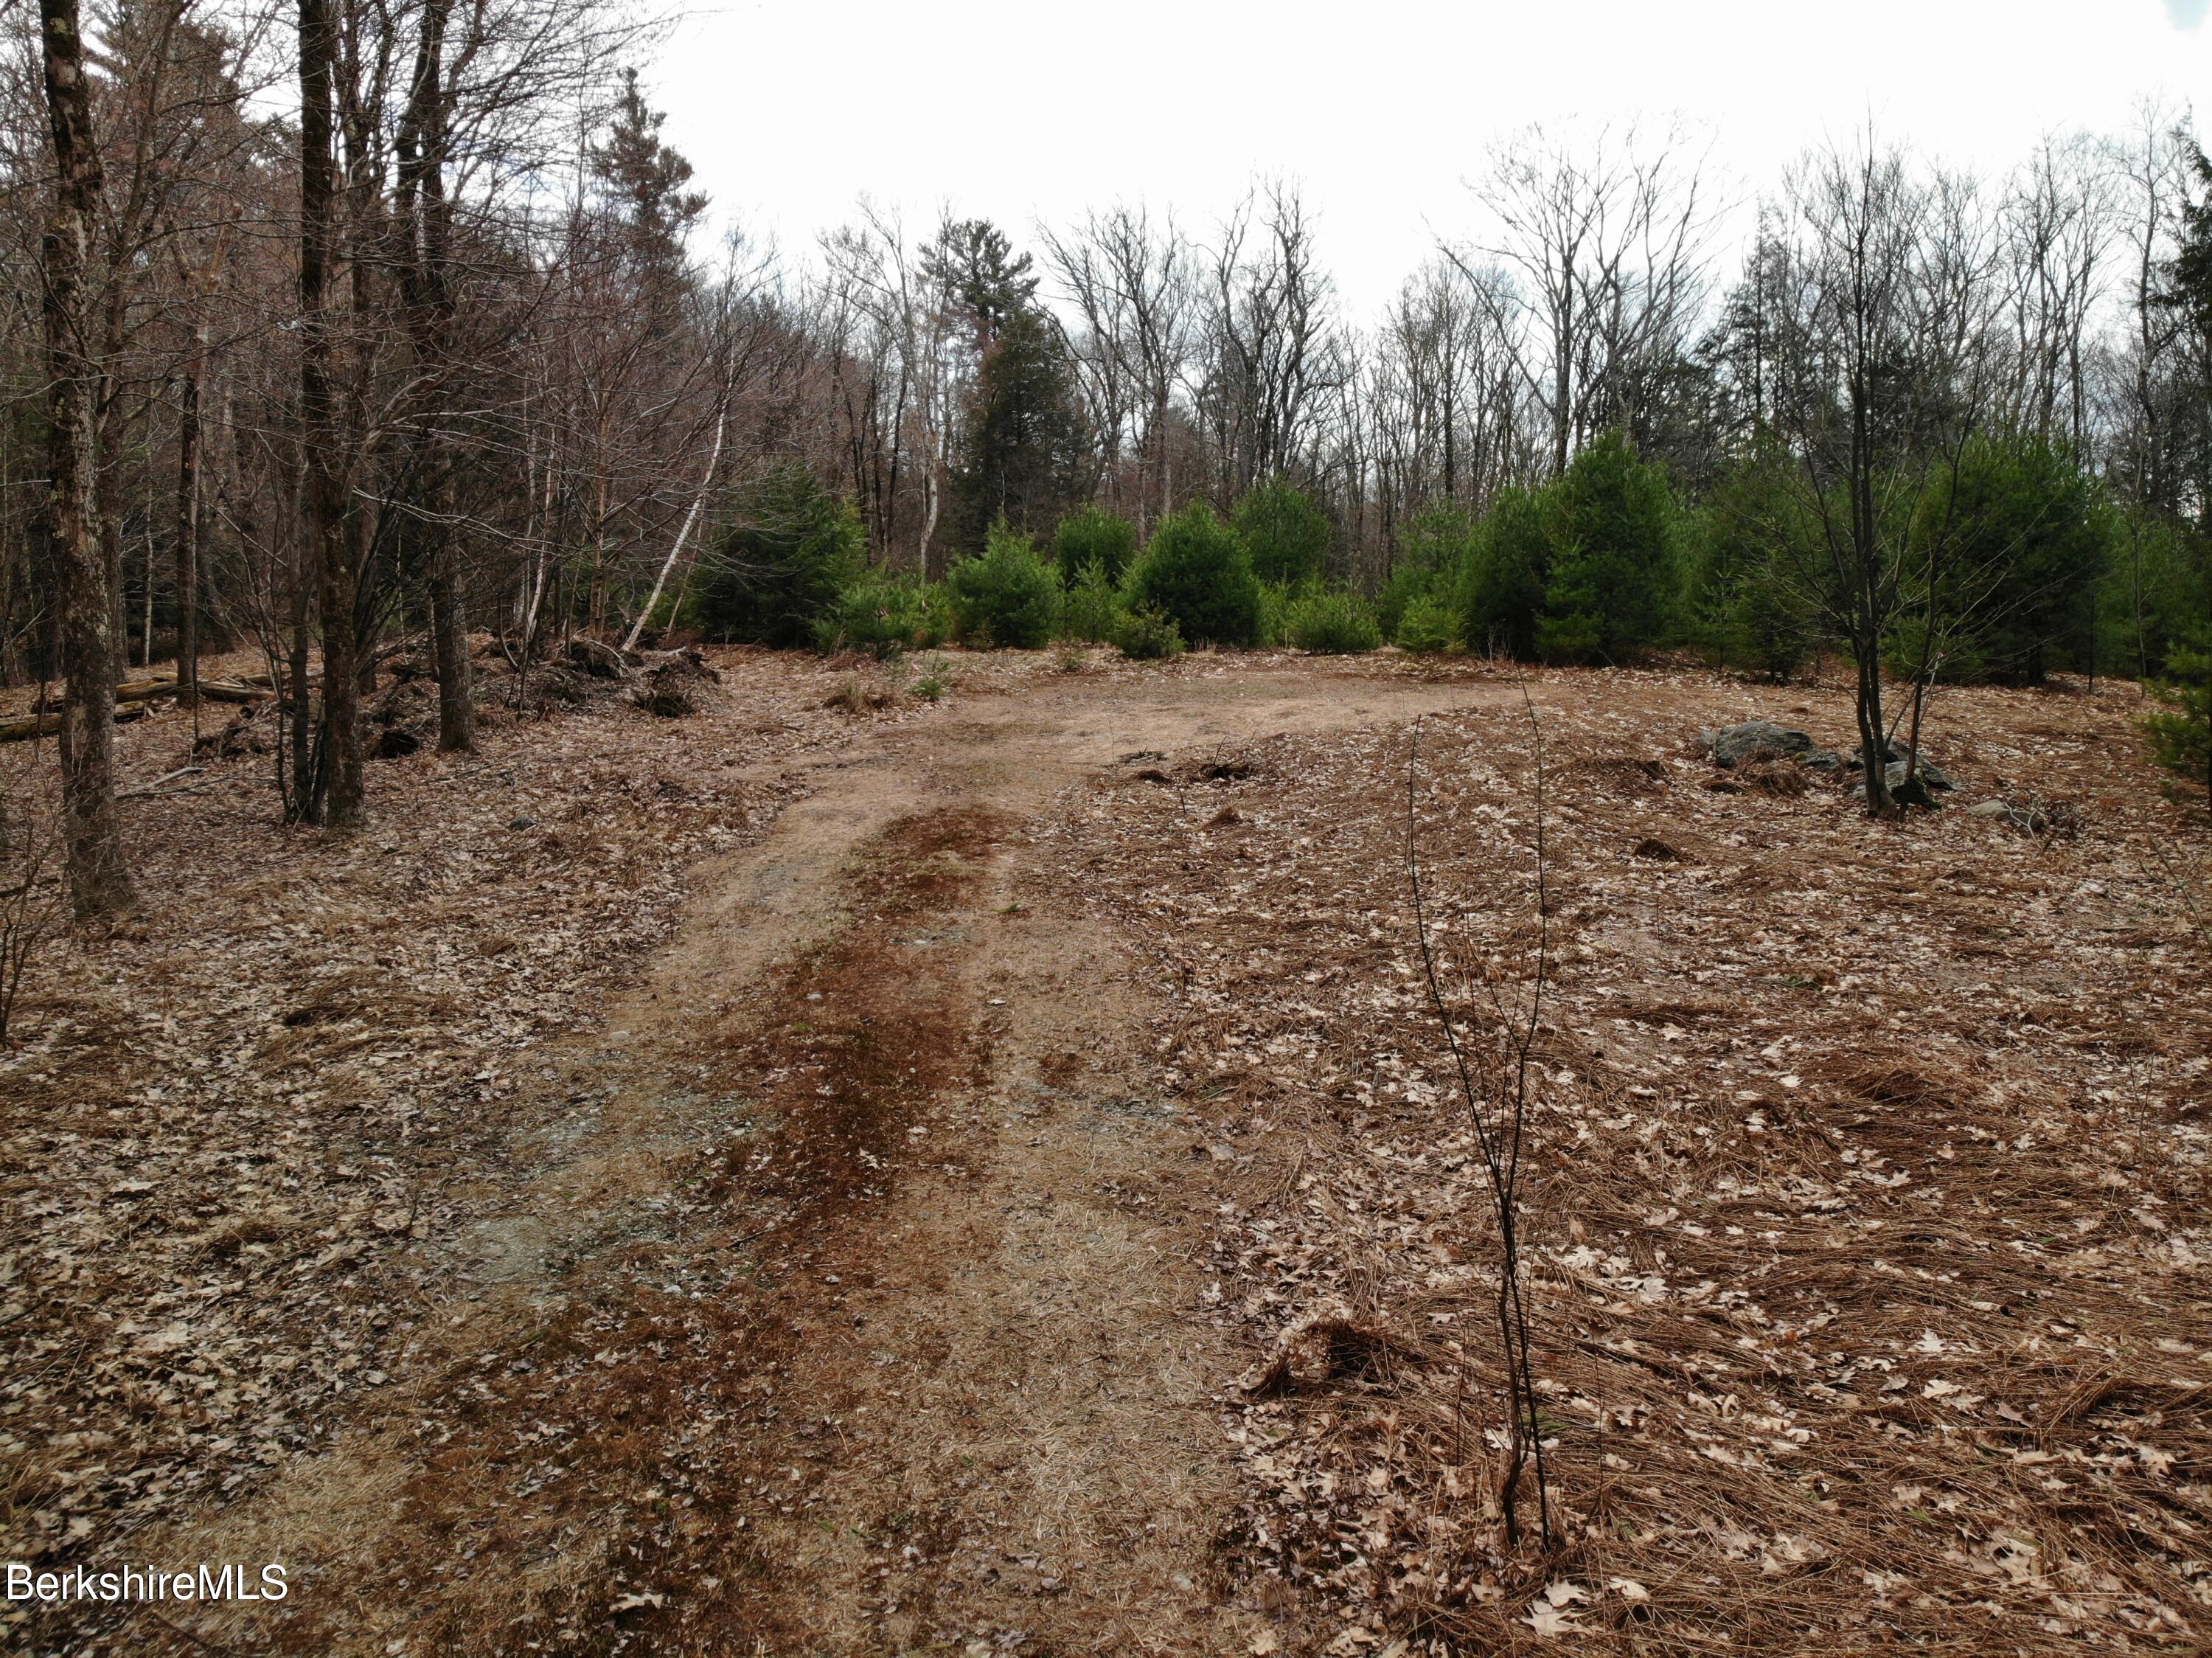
[622,403,723,653]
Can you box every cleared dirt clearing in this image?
[4,652,2207,1655]
[5,652,1491,1655]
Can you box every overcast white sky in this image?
[653,0,2212,318]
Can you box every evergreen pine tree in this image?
[2144,145,2212,803]
[591,70,707,285]
[1539,431,1680,663]
[1128,502,1262,647]
[1052,505,1138,586]
[936,221,1089,550]
[922,219,1040,350]
[1461,485,1555,659]
[700,466,866,648]
[1234,477,1330,587]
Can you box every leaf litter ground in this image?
[3,649,2208,1655]
[1049,664,2210,1654]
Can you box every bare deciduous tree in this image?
[1464,117,1718,477]
[1200,181,1338,499]
[1408,701,1555,1550]
[1043,203,1198,532]
[1769,134,1997,816]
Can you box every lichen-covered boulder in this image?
[1702,721,1815,767]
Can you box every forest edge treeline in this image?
[6,0,2212,916]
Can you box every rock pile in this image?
[1703,720,1816,767]
[1700,721,1958,808]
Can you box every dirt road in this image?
[108,663,1503,1657]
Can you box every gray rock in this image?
[1703,721,1815,767]
[1799,749,1843,773]
[1966,798,2062,834]
[1850,761,1951,808]
[1847,736,1918,768]
[1860,758,1952,789]
[1844,737,1951,788]
[1891,769,1941,810]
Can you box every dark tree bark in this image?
[41,0,134,915]
[1847,348,1892,816]
[174,336,204,707]
[298,0,364,828]
[397,0,473,752]
[288,498,315,819]
[425,506,471,749]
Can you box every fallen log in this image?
[118,765,206,800]
[29,674,176,709]
[4,698,168,742]
[237,668,321,690]
[196,679,276,704]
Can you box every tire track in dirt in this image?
[80,666,1506,1658]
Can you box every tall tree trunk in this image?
[174,338,202,705]
[41,0,133,916]
[1850,363,1891,817]
[299,0,364,827]
[1154,389,1172,530]
[397,0,471,751]
[625,404,724,653]
[288,506,316,819]
[141,518,155,667]
[918,469,939,576]
[98,431,127,673]
[423,122,473,751]
[426,512,471,749]
[1551,268,1573,477]
[588,469,607,634]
